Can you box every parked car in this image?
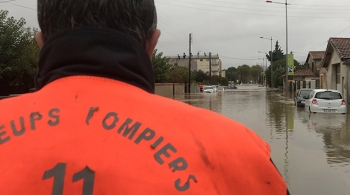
[203,86,215,93]
[305,89,346,114]
[295,89,313,107]
[227,85,238,89]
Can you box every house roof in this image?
[329,38,350,59]
[309,51,326,60]
[294,68,315,77]
[167,54,220,59]
[321,37,350,67]
[305,51,325,64]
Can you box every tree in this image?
[295,61,307,71]
[265,59,301,88]
[167,66,188,83]
[266,40,285,62]
[237,65,251,83]
[193,70,208,83]
[151,49,171,83]
[211,75,229,86]
[250,65,263,83]
[226,67,239,83]
[0,10,39,95]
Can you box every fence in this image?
[291,80,320,93]
[155,83,199,98]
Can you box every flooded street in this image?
[175,85,350,195]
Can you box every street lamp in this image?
[260,37,274,88]
[266,0,290,93]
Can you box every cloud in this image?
[2,0,350,69]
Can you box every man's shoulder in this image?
[0,93,33,107]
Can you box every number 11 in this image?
[43,163,95,195]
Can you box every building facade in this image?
[167,53,223,76]
[320,38,350,104]
[306,51,326,77]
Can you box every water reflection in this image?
[174,85,350,195]
[308,114,350,166]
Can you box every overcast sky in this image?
[1,0,350,69]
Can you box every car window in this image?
[299,90,312,98]
[309,91,314,98]
[315,91,342,100]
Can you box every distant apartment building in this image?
[167,53,222,76]
[221,69,226,78]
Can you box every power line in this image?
[157,9,190,34]
[210,0,350,8]
[169,0,350,14]
[156,2,350,18]
[299,24,350,53]
[158,20,188,39]
[158,27,188,43]
[0,0,15,3]
[220,55,259,60]
[292,2,350,8]
[9,3,36,10]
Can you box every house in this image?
[293,68,318,81]
[292,68,318,89]
[320,37,350,103]
[305,51,326,77]
[167,53,222,76]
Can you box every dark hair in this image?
[37,0,157,45]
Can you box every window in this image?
[336,64,340,84]
[200,59,203,61]
[309,91,315,97]
[299,90,312,98]
[211,59,217,64]
[203,86,213,90]
[315,91,342,100]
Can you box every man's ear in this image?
[35,31,45,49]
[145,29,161,59]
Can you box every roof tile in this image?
[330,38,350,59]
[294,68,315,77]
[309,51,325,60]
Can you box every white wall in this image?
[326,51,341,90]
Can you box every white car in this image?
[203,86,215,93]
[305,89,346,114]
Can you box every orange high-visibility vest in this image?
[0,76,287,195]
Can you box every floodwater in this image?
[175,85,350,195]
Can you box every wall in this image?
[326,51,341,90]
[196,58,210,73]
[340,63,347,100]
[347,65,350,107]
[319,68,328,89]
[155,83,186,98]
[168,58,198,71]
[305,76,319,81]
[155,83,199,98]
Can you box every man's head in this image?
[36,0,160,58]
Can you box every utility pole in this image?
[271,37,273,88]
[285,0,289,94]
[188,33,192,93]
[209,52,212,85]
